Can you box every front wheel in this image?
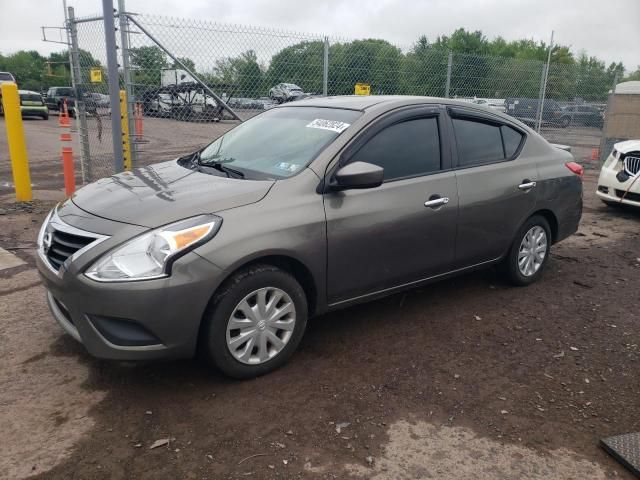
[502,215,551,286]
[200,265,308,379]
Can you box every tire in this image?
[200,264,308,379]
[560,116,570,128]
[42,112,49,120]
[502,215,552,286]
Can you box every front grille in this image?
[623,152,640,176]
[46,229,95,271]
[615,190,640,203]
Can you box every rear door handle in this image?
[424,196,449,208]
[518,181,537,191]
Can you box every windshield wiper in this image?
[210,162,245,179]
[198,155,244,179]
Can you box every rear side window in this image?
[501,126,523,158]
[453,118,524,167]
[350,117,441,181]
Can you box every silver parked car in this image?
[37,96,583,378]
[269,83,305,103]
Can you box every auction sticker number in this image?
[306,119,351,133]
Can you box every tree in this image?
[625,67,640,82]
[213,50,264,97]
[130,46,168,86]
[266,41,324,94]
[172,57,195,72]
[328,39,403,95]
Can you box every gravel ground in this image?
[0,168,639,479]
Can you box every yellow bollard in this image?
[119,90,132,171]
[1,83,32,201]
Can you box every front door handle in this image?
[424,196,449,208]
[518,180,537,191]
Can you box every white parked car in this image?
[596,139,640,207]
[472,98,506,113]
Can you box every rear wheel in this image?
[560,116,570,128]
[200,264,308,379]
[42,112,49,120]
[502,215,551,286]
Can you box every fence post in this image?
[445,52,452,98]
[323,36,329,96]
[599,72,619,163]
[535,63,548,133]
[118,0,137,167]
[102,0,125,173]
[67,7,92,182]
[535,31,554,133]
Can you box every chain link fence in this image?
[67,9,631,181]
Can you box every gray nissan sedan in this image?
[36,96,583,378]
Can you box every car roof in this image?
[18,90,41,95]
[282,95,505,112]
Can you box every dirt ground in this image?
[0,121,639,479]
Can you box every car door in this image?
[448,107,537,268]
[324,106,458,305]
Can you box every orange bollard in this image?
[61,146,75,196]
[591,148,600,161]
[59,100,70,127]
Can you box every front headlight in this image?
[85,215,221,282]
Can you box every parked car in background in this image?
[36,96,583,378]
[0,71,17,115]
[44,86,98,117]
[471,98,506,113]
[597,139,640,208]
[269,83,305,103]
[562,104,604,129]
[19,90,49,120]
[505,97,571,128]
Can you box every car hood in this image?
[614,139,640,154]
[71,160,275,228]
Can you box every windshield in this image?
[198,107,361,179]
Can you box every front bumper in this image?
[596,160,640,208]
[36,207,225,361]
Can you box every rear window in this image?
[20,94,44,105]
[453,118,524,167]
[0,72,14,81]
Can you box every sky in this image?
[1,0,639,71]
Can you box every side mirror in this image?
[332,161,384,190]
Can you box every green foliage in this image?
[624,67,640,82]
[213,50,264,98]
[266,41,324,94]
[130,45,168,86]
[0,27,628,102]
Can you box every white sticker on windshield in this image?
[306,118,351,133]
[276,162,301,173]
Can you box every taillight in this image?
[565,161,584,178]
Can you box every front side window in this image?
[349,117,441,181]
[198,107,361,179]
[453,118,524,167]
